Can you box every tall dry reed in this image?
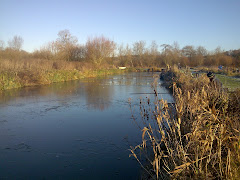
[130,69,240,179]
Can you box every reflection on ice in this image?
[0,72,173,179]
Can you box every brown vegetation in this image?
[0,29,239,90]
[130,68,240,179]
[1,29,239,67]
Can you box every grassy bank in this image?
[190,66,240,91]
[215,74,240,91]
[130,68,240,179]
[0,68,123,90]
[198,66,240,78]
[0,58,162,91]
[0,59,124,90]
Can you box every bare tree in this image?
[182,45,197,66]
[214,46,223,55]
[195,46,208,66]
[150,41,158,55]
[8,35,24,51]
[196,46,208,57]
[125,44,133,67]
[161,44,173,66]
[171,42,182,65]
[55,29,78,61]
[133,40,146,67]
[118,43,126,66]
[182,45,195,58]
[117,43,134,67]
[149,40,159,66]
[86,36,116,65]
[0,40,5,50]
[47,41,59,56]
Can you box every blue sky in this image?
[0,0,239,52]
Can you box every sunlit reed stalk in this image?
[129,68,240,179]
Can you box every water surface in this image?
[0,72,173,179]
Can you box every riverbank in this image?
[0,58,161,91]
[131,67,240,179]
[215,74,240,91]
[186,66,240,91]
[197,66,240,78]
[0,68,120,90]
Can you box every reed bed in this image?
[130,68,240,179]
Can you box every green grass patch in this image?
[0,72,22,90]
[0,68,127,91]
[215,74,240,91]
[44,70,83,83]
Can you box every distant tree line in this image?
[0,29,239,68]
